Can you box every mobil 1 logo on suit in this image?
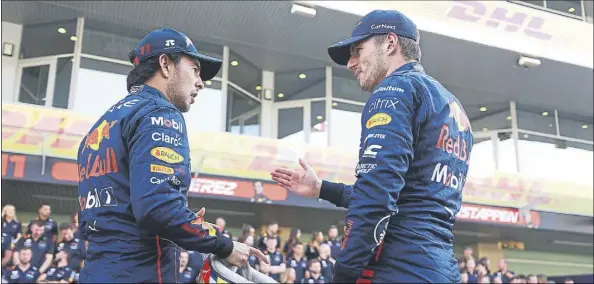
[79,187,118,211]
[151,116,184,133]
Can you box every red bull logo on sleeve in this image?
[436,102,471,162]
[83,120,118,151]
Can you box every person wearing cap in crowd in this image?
[272,9,473,283]
[76,27,267,282]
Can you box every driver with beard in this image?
[77,28,267,282]
[272,10,472,283]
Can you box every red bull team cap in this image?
[128,28,222,81]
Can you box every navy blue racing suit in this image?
[77,84,233,283]
[319,62,473,283]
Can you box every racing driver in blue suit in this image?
[77,28,267,283]
[271,10,473,283]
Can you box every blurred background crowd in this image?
[1,204,582,283]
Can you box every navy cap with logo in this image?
[327,10,418,66]
[129,27,222,81]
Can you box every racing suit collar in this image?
[391,61,425,76]
[129,84,169,102]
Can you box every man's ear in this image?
[386,33,399,55]
[158,54,171,78]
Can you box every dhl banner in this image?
[303,1,593,69]
[0,151,336,210]
[2,104,96,159]
[1,103,592,216]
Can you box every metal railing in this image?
[508,0,590,22]
[470,129,593,188]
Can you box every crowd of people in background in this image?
[234,221,342,284]
[2,204,84,283]
[457,247,575,284]
[1,204,579,283]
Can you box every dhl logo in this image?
[448,102,472,133]
[83,120,118,151]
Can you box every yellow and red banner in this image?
[2,104,95,159]
[2,103,593,216]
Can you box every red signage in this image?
[457,203,541,227]
[188,177,288,202]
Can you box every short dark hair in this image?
[20,247,32,253]
[59,223,72,231]
[308,258,320,267]
[268,220,278,226]
[126,53,183,92]
[373,31,422,62]
[329,225,337,230]
[31,220,45,227]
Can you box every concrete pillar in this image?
[325,66,333,147]
[221,46,230,132]
[261,70,275,138]
[510,101,520,172]
[1,21,23,103]
[68,17,84,110]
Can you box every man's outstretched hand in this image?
[270,158,321,198]
[225,241,269,268]
[196,208,269,268]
